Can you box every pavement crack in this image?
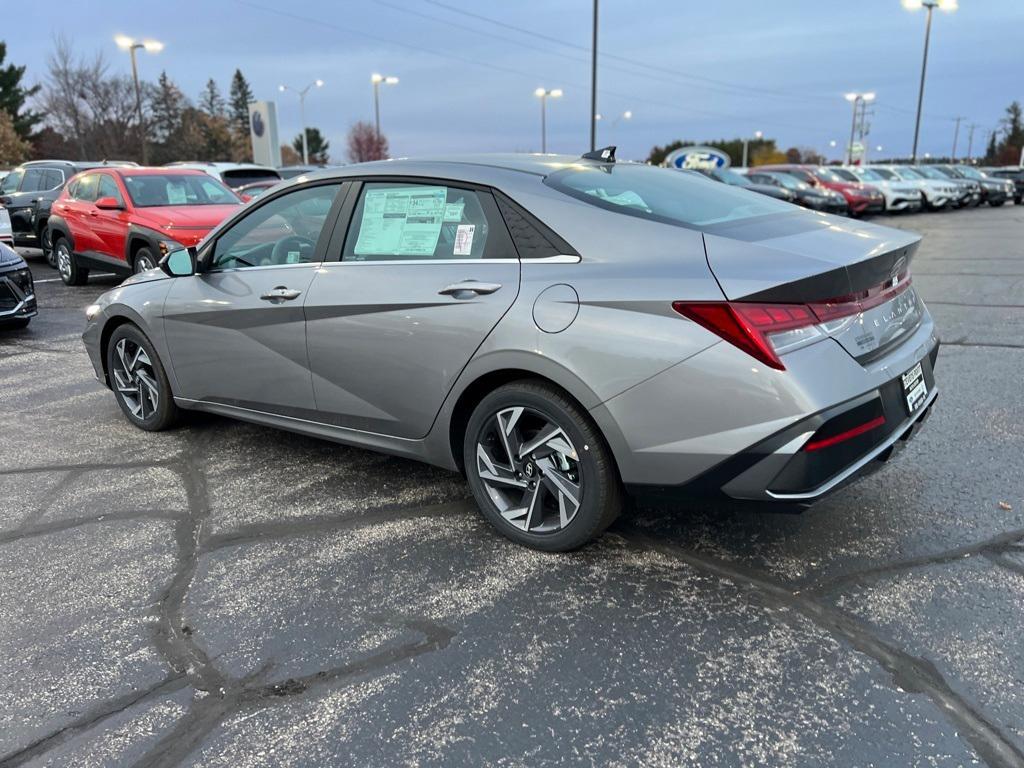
[0,510,183,546]
[619,528,1024,768]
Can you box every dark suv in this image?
[0,160,137,265]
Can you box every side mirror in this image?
[95,196,123,210]
[159,245,197,277]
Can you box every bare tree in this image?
[346,121,388,163]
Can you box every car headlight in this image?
[10,267,33,293]
[85,303,102,321]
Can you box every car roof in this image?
[19,160,139,171]
[80,167,209,177]
[165,161,279,171]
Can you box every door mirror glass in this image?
[160,246,197,277]
[95,196,123,210]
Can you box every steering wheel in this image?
[268,235,316,266]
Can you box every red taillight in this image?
[672,301,816,370]
[803,415,886,452]
[809,271,911,323]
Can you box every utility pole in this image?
[590,0,598,152]
[951,116,965,162]
[965,123,977,162]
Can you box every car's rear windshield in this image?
[221,169,282,188]
[544,163,792,228]
[122,174,241,207]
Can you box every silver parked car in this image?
[83,151,939,550]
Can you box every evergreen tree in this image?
[199,78,225,117]
[228,69,254,138]
[292,127,330,164]
[984,132,998,164]
[0,41,42,140]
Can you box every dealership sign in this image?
[664,146,731,170]
[248,100,282,168]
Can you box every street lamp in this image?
[844,92,875,164]
[279,80,324,165]
[115,35,163,165]
[742,130,763,168]
[370,73,399,141]
[902,0,958,163]
[534,87,562,154]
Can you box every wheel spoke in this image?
[495,407,523,464]
[476,444,525,489]
[115,339,131,374]
[136,369,160,414]
[522,482,544,530]
[541,464,581,528]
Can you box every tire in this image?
[989,200,1005,208]
[105,323,180,431]
[463,380,621,551]
[40,224,55,268]
[1014,196,1021,205]
[54,237,89,286]
[133,247,157,273]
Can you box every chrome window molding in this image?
[319,254,580,267]
[204,262,322,275]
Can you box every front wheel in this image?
[55,238,88,286]
[133,247,158,273]
[463,380,621,551]
[106,324,179,431]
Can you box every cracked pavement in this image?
[1,205,1022,766]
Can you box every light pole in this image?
[115,35,163,165]
[902,0,958,163]
[371,73,399,141]
[596,110,632,146]
[950,115,966,162]
[845,92,875,164]
[742,130,763,168]
[534,88,562,153]
[590,0,598,152]
[279,80,324,165]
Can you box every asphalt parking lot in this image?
[1,206,1023,767]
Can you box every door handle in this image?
[438,280,502,298]
[260,286,303,303]
[89,210,98,217]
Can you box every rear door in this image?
[63,173,102,254]
[163,181,345,415]
[303,178,520,438]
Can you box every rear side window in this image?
[544,163,791,229]
[44,169,65,189]
[342,183,511,261]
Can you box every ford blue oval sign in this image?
[664,146,731,170]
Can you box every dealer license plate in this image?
[902,361,927,414]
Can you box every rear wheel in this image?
[133,247,157,273]
[989,200,1005,208]
[463,380,621,551]
[55,237,88,286]
[40,224,55,267]
[106,324,179,431]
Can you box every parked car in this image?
[82,151,938,551]
[236,180,281,202]
[944,165,1012,207]
[0,205,13,248]
[754,164,885,216]
[912,165,979,207]
[832,167,923,213]
[278,164,335,180]
[0,160,138,262]
[866,166,957,211]
[48,167,242,285]
[0,241,36,329]
[164,161,282,190]
[693,167,796,203]
[745,170,848,214]
[986,167,1023,204]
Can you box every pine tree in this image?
[200,78,225,118]
[228,69,254,138]
[292,127,330,164]
[149,71,187,160]
[0,41,41,140]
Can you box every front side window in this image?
[0,169,23,194]
[122,174,241,207]
[75,174,100,202]
[342,183,496,261]
[97,174,125,205]
[545,163,792,229]
[211,183,341,270]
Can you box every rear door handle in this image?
[260,286,302,303]
[438,280,502,298]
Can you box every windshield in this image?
[761,172,806,191]
[852,168,884,181]
[711,168,752,187]
[545,163,793,228]
[812,167,845,183]
[122,174,241,207]
[956,166,984,180]
[828,168,859,182]
[870,168,897,180]
[895,166,925,180]
[913,166,948,180]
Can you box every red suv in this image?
[756,164,885,216]
[48,167,241,285]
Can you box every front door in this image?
[304,180,520,438]
[90,173,131,262]
[163,182,344,416]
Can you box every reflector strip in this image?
[803,415,886,452]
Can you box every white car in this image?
[0,206,13,248]
[867,165,956,211]
[834,167,923,212]
[162,161,282,192]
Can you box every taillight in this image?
[672,270,913,370]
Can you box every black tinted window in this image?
[21,169,47,192]
[44,169,65,189]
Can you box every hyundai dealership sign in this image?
[664,146,731,170]
[248,100,282,168]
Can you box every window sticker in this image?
[443,201,465,222]
[453,224,475,256]
[354,186,447,257]
[167,183,188,205]
[286,250,301,263]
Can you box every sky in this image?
[7,0,1024,163]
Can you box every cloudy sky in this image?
[8,0,1023,162]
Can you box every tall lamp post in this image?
[596,110,632,146]
[902,0,958,163]
[115,35,163,165]
[279,80,324,165]
[845,92,875,164]
[371,73,399,141]
[534,88,562,153]
[742,130,763,168]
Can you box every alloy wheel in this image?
[475,406,582,533]
[56,244,72,281]
[134,254,156,273]
[111,337,160,420]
